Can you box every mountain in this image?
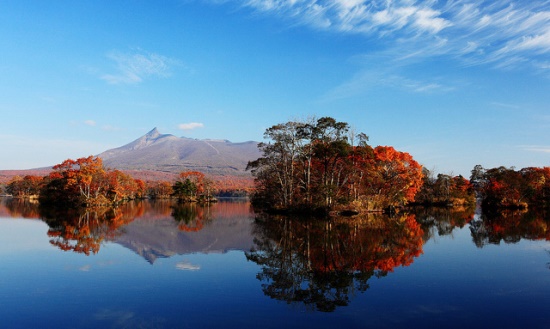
[98,128,261,176]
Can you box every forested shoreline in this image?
[246,117,550,215]
[2,156,226,207]
[1,117,549,216]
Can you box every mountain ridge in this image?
[97,128,261,177]
[0,128,261,183]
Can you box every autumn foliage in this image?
[172,171,216,202]
[247,117,424,213]
[6,175,44,198]
[246,212,424,311]
[41,203,143,255]
[414,169,476,206]
[470,165,550,210]
[39,156,145,206]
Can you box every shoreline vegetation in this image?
[1,117,549,218]
[1,156,226,208]
[246,117,549,217]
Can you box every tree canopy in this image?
[247,117,424,213]
[39,156,145,206]
[470,165,550,210]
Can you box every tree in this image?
[147,181,174,199]
[40,156,107,206]
[172,171,215,202]
[6,175,44,197]
[39,156,145,206]
[247,121,305,208]
[105,170,143,203]
[248,118,424,213]
[363,146,423,209]
[248,117,354,211]
[309,117,350,207]
[473,165,550,209]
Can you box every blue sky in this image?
[1,0,549,176]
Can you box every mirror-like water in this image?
[1,198,549,328]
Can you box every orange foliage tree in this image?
[471,165,550,209]
[365,146,423,209]
[173,171,216,202]
[248,117,425,212]
[40,156,145,206]
[6,175,44,197]
[146,180,174,199]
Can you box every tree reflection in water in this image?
[413,205,475,241]
[246,213,424,312]
[39,202,143,255]
[470,209,550,248]
[171,203,214,232]
[3,197,41,219]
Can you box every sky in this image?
[1,0,549,176]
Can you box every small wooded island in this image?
[2,116,549,216]
[246,117,550,215]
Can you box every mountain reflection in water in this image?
[115,200,255,263]
[0,198,256,262]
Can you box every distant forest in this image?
[2,156,249,207]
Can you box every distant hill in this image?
[98,128,261,176]
[0,128,261,184]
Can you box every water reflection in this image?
[470,208,550,247]
[0,198,255,259]
[246,213,424,312]
[413,205,475,240]
[2,197,40,219]
[2,196,548,266]
[114,200,255,263]
[39,204,140,255]
[171,202,213,232]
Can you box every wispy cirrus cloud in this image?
[101,49,179,84]
[521,145,550,153]
[233,0,549,71]
[322,67,455,101]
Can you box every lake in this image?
[1,198,549,328]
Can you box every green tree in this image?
[248,117,354,211]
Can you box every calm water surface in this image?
[0,198,549,328]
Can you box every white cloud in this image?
[84,120,96,126]
[413,8,452,33]
[322,68,454,101]
[231,0,550,71]
[514,29,550,52]
[176,261,201,271]
[522,145,550,153]
[101,50,179,84]
[178,122,205,130]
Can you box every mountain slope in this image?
[98,128,261,176]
